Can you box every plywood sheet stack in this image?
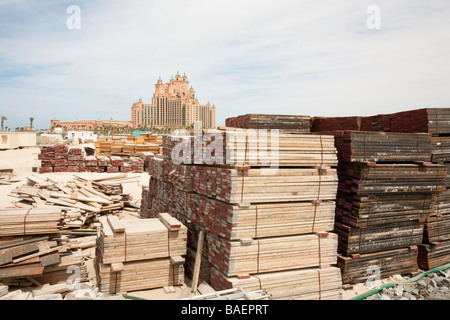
[324,132,447,284]
[95,213,187,294]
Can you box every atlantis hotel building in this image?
[131,72,216,129]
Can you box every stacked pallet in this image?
[225,114,311,133]
[96,213,187,294]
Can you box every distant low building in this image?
[51,119,133,131]
[64,130,98,143]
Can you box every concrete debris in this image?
[364,268,450,300]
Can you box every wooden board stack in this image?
[38,145,148,174]
[311,117,362,132]
[318,131,432,163]
[225,114,311,133]
[311,108,450,135]
[337,247,419,285]
[0,210,89,289]
[7,173,139,229]
[142,128,343,299]
[191,166,338,204]
[330,149,445,284]
[418,134,450,270]
[95,213,187,294]
[210,266,342,300]
[364,108,450,134]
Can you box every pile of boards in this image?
[0,208,88,290]
[225,114,311,133]
[310,108,450,134]
[313,126,448,284]
[95,213,187,294]
[38,144,144,173]
[142,129,343,299]
[95,135,162,155]
[0,168,20,185]
[7,173,140,230]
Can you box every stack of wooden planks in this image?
[431,136,450,163]
[174,192,335,240]
[369,108,450,134]
[0,208,62,236]
[142,128,343,299]
[96,213,187,294]
[225,114,311,133]
[311,108,450,135]
[330,136,446,283]
[337,247,419,284]
[168,129,337,167]
[96,135,162,155]
[0,225,89,289]
[38,145,148,173]
[207,232,338,277]
[0,168,20,185]
[7,173,139,230]
[210,266,342,300]
[318,131,432,163]
[311,116,362,132]
[191,166,338,205]
[418,149,450,270]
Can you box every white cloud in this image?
[0,0,449,129]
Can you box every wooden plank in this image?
[191,230,204,293]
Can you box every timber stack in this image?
[225,114,311,133]
[142,125,344,299]
[95,213,187,294]
[38,144,146,174]
[314,130,446,285]
[0,208,88,289]
[418,114,450,270]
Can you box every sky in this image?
[0,0,450,130]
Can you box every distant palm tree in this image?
[30,117,34,128]
[1,116,7,131]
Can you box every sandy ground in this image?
[0,144,393,300]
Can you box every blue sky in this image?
[0,0,450,130]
